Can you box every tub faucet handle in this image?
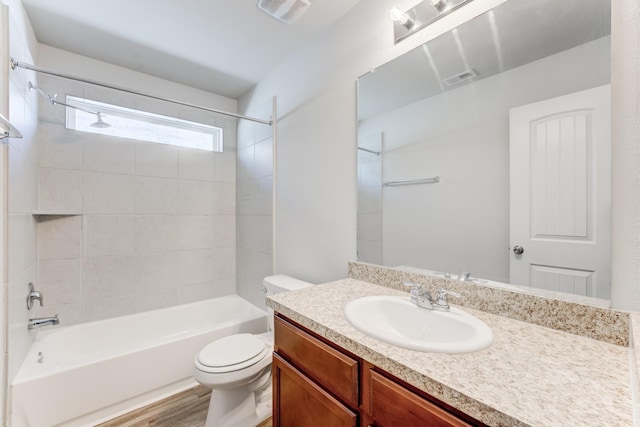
[27,282,43,310]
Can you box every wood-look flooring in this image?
[97,385,272,427]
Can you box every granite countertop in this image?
[267,279,634,427]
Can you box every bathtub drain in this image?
[37,352,43,364]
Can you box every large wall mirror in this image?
[357,0,611,300]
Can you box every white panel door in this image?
[509,85,611,298]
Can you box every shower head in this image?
[90,113,111,128]
[29,81,111,128]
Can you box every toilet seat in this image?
[196,334,269,374]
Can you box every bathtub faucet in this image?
[28,315,59,330]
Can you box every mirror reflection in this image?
[357,0,611,299]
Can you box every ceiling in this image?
[22,0,362,99]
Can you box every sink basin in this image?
[344,295,493,353]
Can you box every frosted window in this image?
[65,96,223,152]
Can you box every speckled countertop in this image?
[267,279,634,427]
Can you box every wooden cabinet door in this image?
[274,316,359,408]
[272,353,358,427]
[370,370,471,427]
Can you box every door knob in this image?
[512,245,524,255]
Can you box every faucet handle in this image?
[403,282,421,303]
[434,289,461,311]
[26,282,44,310]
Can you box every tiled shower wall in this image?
[35,74,238,325]
[236,100,273,309]
[5,0,39,394]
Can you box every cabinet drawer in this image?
[272,354,358,427]
[274,316,359,408]
[370,370,472,427]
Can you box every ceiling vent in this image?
[442,69,478,87]
[257,0,311,24]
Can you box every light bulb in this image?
[389,5,408,23]
[431,0,448,12]
[389,4,415,29]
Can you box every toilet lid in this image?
[197,334,268,373]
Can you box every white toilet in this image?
[193,275,313,427]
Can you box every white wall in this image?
[240,0,510,285]
[360,37,609,283]
[241,0,640,309]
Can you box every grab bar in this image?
[383,176,440,187]
[0,113,23,140]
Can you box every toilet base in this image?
[204,378,272,427]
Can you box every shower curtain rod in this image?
[10,58,273,126]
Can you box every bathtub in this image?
[11,295,268,427]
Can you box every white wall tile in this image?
[37,122,83,170]
[135,142,178,178]
[134,215,179,253]
[175,282,216,305]
[178,215,214,250]
[83,134,135,174]
[83,215,135,257]
[236,248,272,310]
[213,247,236,294]
[8,145,37,214]
[178,147,216,181]
[178,180,215,214]
[82,296,135,322]
[38,258,81,305]
[135,176,178,214]
[237,214,272,254]
[134,252,180,294]
[37,215,82,260]
[82,256,135,299]
[38,303,82,327]
[179,249,214,286]
[7,265,37,384]
[83,172,135,214]
[236,121,255,150]
[134,290,177,313]
[237,145,254,183]
[38,167,82,212]
[237,177,271,215]
[8,214,37,282]
[214,182,236,214]
[254,122,272,143]
[215,150,236,183]
[213,215,236,248]
[254,138,273,179]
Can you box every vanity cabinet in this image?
[272,314,482,427]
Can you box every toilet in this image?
[193,275,313,427]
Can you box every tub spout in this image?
[28,315,59,330]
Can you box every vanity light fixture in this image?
[431,0,448,13]
[389,5,416,30]
[391,0,474,44]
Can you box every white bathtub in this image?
[11,295,268,427]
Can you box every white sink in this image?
[344,295,493,353]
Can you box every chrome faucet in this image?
[28,315,59,330]
[404,282,460,311]
[433,289,461,311]
[458,272,471,282]
[26,282,44,310]
[403,282,433,309]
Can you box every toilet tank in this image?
[263,275,313,331]
[263,274,313,295]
